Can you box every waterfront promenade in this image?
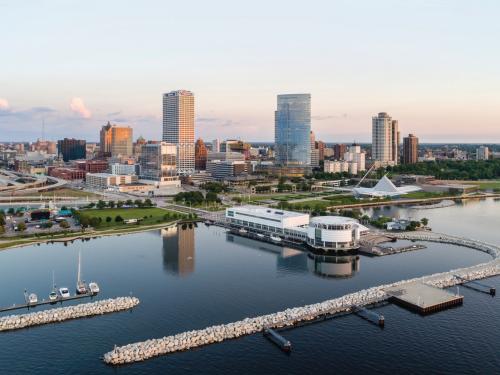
[103,231,500,365]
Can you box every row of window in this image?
[311,223,352,230]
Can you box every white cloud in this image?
[0,98,9,110]
[70,97,91,118]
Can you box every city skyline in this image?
[1,1,499,143]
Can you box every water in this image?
[0,199,499,374]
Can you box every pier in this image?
[359,244,427,256]
[454,275,496,296]
[385,283,463,315]
[352,305,385,327]
[263,328,292,352]
[0,292,97,314]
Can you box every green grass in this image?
[397,191,451,199]
[466,181,500,191]
[79,207,184,229]
[16,188,102,198]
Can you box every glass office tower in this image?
[274,94,311,166]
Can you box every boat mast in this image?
[77,251,82,285]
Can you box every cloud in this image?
[196,117,218,123]
[70,97,91,119]
[0,98,9,110]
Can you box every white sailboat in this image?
[49,271,58,302]
[76,250,88,294]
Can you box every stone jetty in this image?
[103,233,500,366]
[0,297,139,332]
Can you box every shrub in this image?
[106,216,112,223]
[115,215,123,222]
[59,220,70,229]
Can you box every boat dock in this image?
[263,328,292,352]
[385,282,463,315]
[454,275,496,296]
[359,244,427,256]
[0,292,97,314]
[352,305,385,327]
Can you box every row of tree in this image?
[88,198,155,210]
[387,160,500,180]
[174,191,221,206]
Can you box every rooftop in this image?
[230,205,308,219]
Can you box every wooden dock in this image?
[385,282,463,315]
[0,293,97,314]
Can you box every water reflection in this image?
[226,233,361,278]
[161,224,195,276]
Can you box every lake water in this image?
[0,198,499,374]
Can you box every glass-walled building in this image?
[274,94,311,166]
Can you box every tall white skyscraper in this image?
[163,90,195,175]
[372,112,399,165]
[212,139,220,153]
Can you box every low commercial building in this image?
[76,160,109,173]
[206,160,247,179]
[118,183,154,194]
[109,162,137,175]
[86,173,138,189]
[49,167,86,180]
[225,205,367,252]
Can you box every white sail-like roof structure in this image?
[353,175,421,197]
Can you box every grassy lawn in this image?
[13,188,102,199]
[467,181,500,191]
[397,191,452,199]
[78,207,185,229]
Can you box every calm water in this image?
[0,199,499,374]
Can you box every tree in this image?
[117,201,124,208]
[7,208,15,215]
[115,215,123,222]
[79,216,90,228]
[59,220,70,229]
[134,199,143,208]
[108,200,115,208]
[106,216,112,223]
[96,200,106,209]
[61,205,68,211]
[90,217,101,227]
[87,202,95,209]
[17,222,26,231]
[0,215,5,226]
[144,198,153,207]
[421,218,429,226]
[125,199,133,206]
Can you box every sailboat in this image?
[49,271,58,302]
[76,251,88,295]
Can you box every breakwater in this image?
[103,233,500,366]
[0,297,139,332]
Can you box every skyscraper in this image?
[476,146,490,160]
[139,142,180,186]
[403,134,419,164]
[274,94,311,166]
[163,90,195,176]
[372,112,399,165]
[310,130,319,167]
[195,138,207,170]
[99,122,133,158]
[57,138,86,162]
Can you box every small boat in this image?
[49,271,58,302]
[238,228,248,234]
[256,233,265,238]
[76,250,88,295]
[59,287,70,298]
[28,293,38,304]
[88,282,100,294]
[270,235,282,242]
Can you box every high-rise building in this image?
[212,139,220,153]
[343,144,366,172]
[57,138,86,162]
[476,146,490,161]
[316,141,325,161]
[139,142,180,186]
[195,138,208,170]
[163,90,195,175]
[310,130,319,167]
[333,144,347,160]
[133,136,147,159]
[99,122,133,158]
[403,134,419,164]
[372,112,398,165]
[274,94,311,166]
[221,139,250,159]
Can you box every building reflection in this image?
[161,224,195,276]
[226,233,360,279]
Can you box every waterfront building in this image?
[353,175,421,197]
[476,146,490,161]
[225,205,367,252]
[57,138,86,162]
[274,94,311,167]
[99,122,133,158]
[162,90,195,175]
[403,134,419,164]
[195,138,208,170]
[372,112,398,165]
[139,142,180,186]
[324,160,350,174]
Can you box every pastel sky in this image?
[1,0,499,143]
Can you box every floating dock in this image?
[454,275,496,296]
[0,293,97,314]
[385,282,463,315]
[263,328,292,352]
[359,244,427,256]
[352,305,385,327]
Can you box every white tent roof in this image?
[353,175,421,197]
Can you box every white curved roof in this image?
[310,216,359,225]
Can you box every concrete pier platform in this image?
[385,282,463,315]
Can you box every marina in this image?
[0,292,98,313]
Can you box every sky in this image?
[0,0,499,143]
